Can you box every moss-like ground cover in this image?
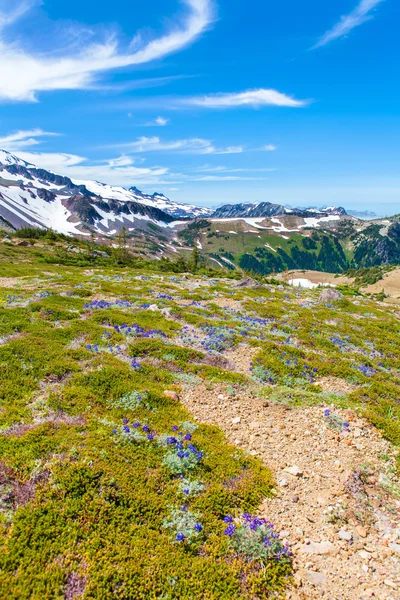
[0,245,292,599]
[0,242,399,598]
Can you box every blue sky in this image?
[0,0,398,215]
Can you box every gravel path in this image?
[180,348,400,600]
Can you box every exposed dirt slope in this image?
[181,348,400,600]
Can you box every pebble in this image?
[284,465,303,477]
[300,541,337,556]
[231,417,241,424]
[303,570,327,587]
[338,529,353,542]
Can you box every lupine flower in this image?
[324,409,331,417]
[224,524,237,537]
[223,515,233,523]
[194,523,203,532]
[176,533,185,542]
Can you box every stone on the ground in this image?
[284,465,303,477]
[303,570,327,586]
[234,276,262,289]
[319,288,343,303]
[338,529,353,541]
[164,390,179,401]
[300,541,337,555]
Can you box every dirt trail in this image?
[180,348,400,600]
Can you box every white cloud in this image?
[313,0,384,49]
[116,136,244,155]
[155,116,169,126]
[144,116,170,127]
[260,144,277,151]
[0,0,214,101]
[15,150,171,186]
[184,88,307,108]
[193,175,267,181]
[194,164,277,173]
[0,128,60,151]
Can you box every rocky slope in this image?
[212,202,347,219]
[0,150,210,236]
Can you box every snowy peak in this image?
[0,150,32,168]
[212,201,347,219]
[0,149,211,236]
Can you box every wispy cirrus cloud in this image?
[313,0,385,49]
[15,150,172,186]
[0,0,214,102]
[184,88,307,108]
[115,136,244,155]
[0,128,60,151]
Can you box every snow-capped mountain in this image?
[0,150,211,236]
[212,201,347,219]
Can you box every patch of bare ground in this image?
[224,344,258,375]
[317,377,359,395]
[208,297,244,311]
[0,332,24,345]
[179,353,400,599]
[0,462,50,513]
[363,268,400,299]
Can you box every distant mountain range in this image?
[0,149,357,238]
[212,202,347,219]
[0,150,211,236]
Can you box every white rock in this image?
[300,541,337,555]
[147,304,159,311]
[384,580,397,590]
[389,542,400,555]
[338,529,352,541]
[232,417,241,425]
[284,465,303,477]
[279,479,289,487]
[303,571,326,587]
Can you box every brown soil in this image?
[179,349,400,599]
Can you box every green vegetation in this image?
[1,238,400,598]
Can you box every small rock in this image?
[292,495,300,503]
[356,526,368,538]
[300,541,337,556]
[232,417,241,424]
[303,571,326,587]
[358,550,371,560]
[217,394,225,400]
[164,390,179,401]
[384,580,397,590]
[279,478,289,487]
[389,542,400,556]
[319,288,343,303]
[284,465,303,477]
[147,304,160,311]
[338,529,353,542]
